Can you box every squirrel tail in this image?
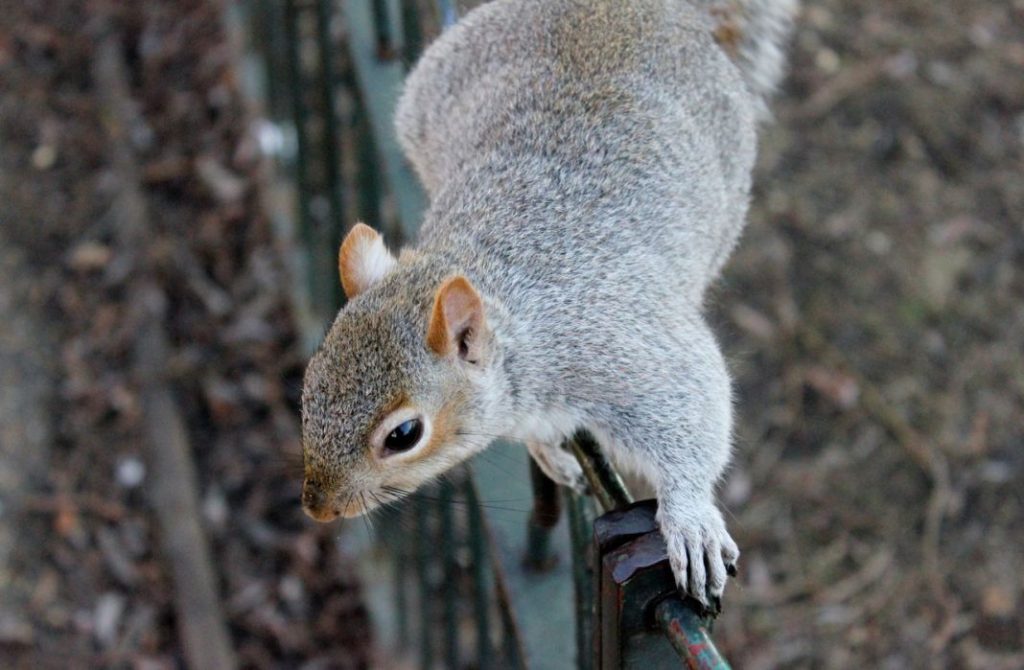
[699,0,799,116]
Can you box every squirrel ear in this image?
[427,276,486,361]
[338,223,398,299]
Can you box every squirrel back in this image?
[394,0,797,309]
[397,0,796,196]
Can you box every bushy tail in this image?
[699,0,799,114]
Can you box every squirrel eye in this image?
[384,418,424,453]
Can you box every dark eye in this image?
[384,419,424,453]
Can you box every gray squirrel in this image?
[301,0,797,609]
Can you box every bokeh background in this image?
[0,0,1021,668]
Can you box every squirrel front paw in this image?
[658,503,739,613]
[526,441,587,494]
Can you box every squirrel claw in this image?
[659,504,739,616]
[700,594,723,618]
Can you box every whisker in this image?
[368,491,417,535]
[456,430,529,442]
[379,485,531,513]
[472,449,533,471]
[358,492,375,538]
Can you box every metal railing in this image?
[226,1,732,667]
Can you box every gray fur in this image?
[302,0,796,605]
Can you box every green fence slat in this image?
[415,500,434,669]
[314,0,346,311]
[464,479,493,667]
[400,0,425,68]
[371,0,394,58]
[470,442,578,670]
[524,460,560,571]
[341,0,427,244]
[282,0,316,302]
[567,491,596,670]
[394,515,411,649]
[439,480,460,668]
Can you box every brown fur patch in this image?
[338,222,379,299]
[415,395,462,462]
[713,22,743,57]
[709,6,743,58]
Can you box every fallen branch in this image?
[789,57,888,122]
[797,326,959,651]
[93,32,238,670]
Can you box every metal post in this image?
[591,500,729,669]
[400,0,425,68]
[464,479,492,668]
[567,491,596,670]
[394,507,411,649]
[568,430,633,512]
[523,460,561,571]
[351,87,385,235]
[440,480,460,669]
[371,0,395,58]
[254,0,285,120]
[415,499,434,670]
[283,0,318,310]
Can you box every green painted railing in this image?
[227,1,731,667]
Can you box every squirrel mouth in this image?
[303,504,342,522]
[302,494,374,522]
[302,478,373,521]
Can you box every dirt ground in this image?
[0,0,1021,669]
[0,1,369,668]
[715,1,1024,666]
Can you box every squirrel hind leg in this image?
[525,440,587,494]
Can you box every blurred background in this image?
[0,0,1021,668]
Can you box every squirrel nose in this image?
[301,479,339,521]
[301,480,323,508]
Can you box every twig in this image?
[797,326,959,650]
[21,493,127,522]
[93,32,238,670]
[789,58,887,122]
[814,549,892,605]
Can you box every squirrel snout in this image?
[301,479,340,522]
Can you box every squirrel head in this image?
[300,224,502,522]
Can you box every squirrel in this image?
[301,0,796,609]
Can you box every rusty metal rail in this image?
[228,0,734,667]
[585,480,729,669]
